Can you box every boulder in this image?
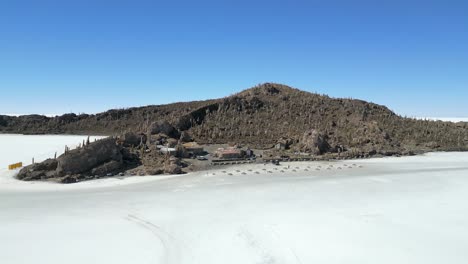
[144,167,164,175]
[91,160,123,177]
[122,132,146,147]
[17,170,46,181]
[425,141,441,148]
[276,137,294,149]
[147,134,168,145]
[163,157,185,174]
[17,159,58,181]
[164,164,183,174]
[168,156,182,166]
[59,175,78,184]
[300,129,331,155]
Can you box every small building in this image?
[215,147,242,160]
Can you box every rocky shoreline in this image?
[15,126,459,184]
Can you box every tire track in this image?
[125,214,179,264]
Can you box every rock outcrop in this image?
[122,132,145,147]
[149,121,179,138]
[17,159,58,181]
[17,137,132,183]
[300,129,331,155]
[164,157,184,174]
[16,133,189,183]
[56,137,123,177]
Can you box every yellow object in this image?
[8,162,23,170]
[182,142,200,148]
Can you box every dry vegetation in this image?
[1,83,467,157]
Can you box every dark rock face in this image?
[121,148,140,166]
[149,121,179,138]
[56,137,123,177]
[176,103,220,131]
[0,115,8,127]
[300,129,331,155]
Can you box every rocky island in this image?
[2,83,467,183]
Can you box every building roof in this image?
[160,147,176,152]
[217,148,241,154]
[183,142,201,148]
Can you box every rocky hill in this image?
[2,83,468,157]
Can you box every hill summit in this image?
[1,83,467,157]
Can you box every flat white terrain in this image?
[0,134,106,168]
[1,135,468,264]
[417,117,468,122]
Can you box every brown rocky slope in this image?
[2,83,468,156]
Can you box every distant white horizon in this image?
[1,114,57,117]
[2,113,468,123]
[0,113,86,117]
[415,117,468,122]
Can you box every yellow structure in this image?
[182,142,200,148]
[8,162,23,170]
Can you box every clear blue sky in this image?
[1,0,467,117]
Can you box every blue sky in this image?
[0,0,467,117]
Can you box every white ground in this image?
[415,117,468,122]
[1,135,468,264]
[0,134,106,168]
